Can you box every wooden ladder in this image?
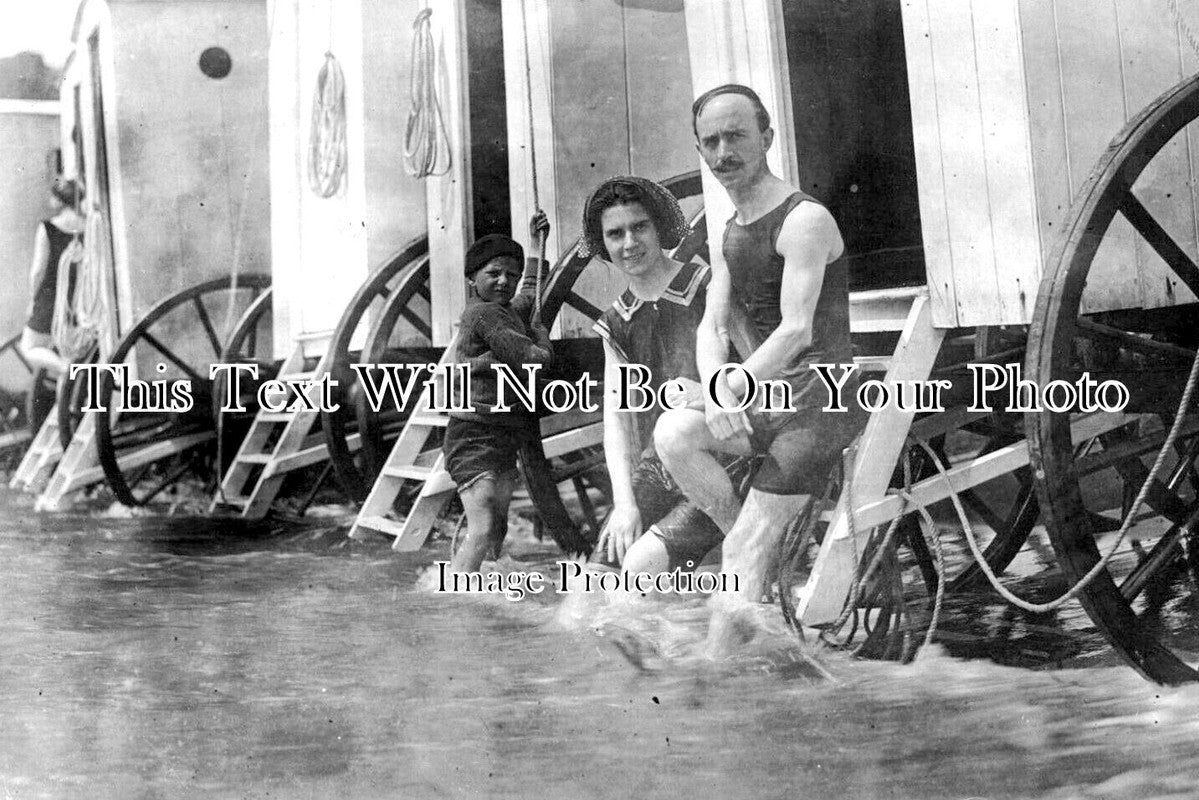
[211,335,358,519]
[350,340,606,551]
[35,413,104,510]
[798,288,946,625]
[348,341,458,548]
[9,406,64,492]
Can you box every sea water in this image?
[1,488,1197,800]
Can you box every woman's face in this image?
[601,201,663,278]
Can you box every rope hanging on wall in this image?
[402,7,452,178]
[308,52,348,198]
[51,208,112,362]
[518,0,546,316]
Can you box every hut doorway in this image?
[780,0,925,291]
[86,30,121,327]
[466,0,509,238]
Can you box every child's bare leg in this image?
[451,471,518,571]
[489,470,517,559]
[451,476,502,572]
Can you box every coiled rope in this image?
[402,7,451,179]
[308,51,347,198]
[797,344,1199,656]
[921,346,1199,615]
[51,207,111,362]
[800,448,946,658]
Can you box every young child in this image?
[443,213,553,572]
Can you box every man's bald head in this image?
[691,84,771,137]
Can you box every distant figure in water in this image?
[20,177,85,378]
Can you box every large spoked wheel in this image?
[95,274,272,507]
[1028,73,1199,684]
[0,334,48,462]
[321,238,434,503]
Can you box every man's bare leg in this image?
[654,408,749,534]
[706,488,812,656]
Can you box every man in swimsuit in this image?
[654,84,861,645]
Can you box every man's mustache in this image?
[713,158,743,173]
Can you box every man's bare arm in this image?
[738,201,843,383]
[695,259,732,384]
[697,255,754,440]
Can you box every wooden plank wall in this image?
[508,0,697,338]
[111,1,271,324]
[362,0,431,346]
[363,0,428,275]
[270,0,369,357]
[900,0,1042,328]
[1020,0,1199,312]
[683,0,798,294]
[906,0,1199,327]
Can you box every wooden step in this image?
[408,413,450,427]
[355,515,406,538]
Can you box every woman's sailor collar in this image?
[611,261,708,322]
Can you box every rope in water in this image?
[308,51,347,198]
[402,7,451,179]
[800,343,1199,654]
[918,346,1199,615]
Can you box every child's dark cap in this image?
[465,234,524,277]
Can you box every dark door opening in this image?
[466,0,510,238]
[781,0,925,291]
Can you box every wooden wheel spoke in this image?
[1075,318,1196,364]
[400,306,432,338]
[140,331,205,385]
[10,347,31,373]
[1119,506,1199,601]
[1077,418,1199,477]
[566,291,602,320]
[134,455,200,505]
[1118,191,1199,297]
[112,418,178,448]
[960,489,1007,534]
[113,416,174,438]
[1108,453,1193,524]
[192,296,223,357]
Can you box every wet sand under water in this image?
[1,487,1198,800]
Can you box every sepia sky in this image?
[1,1,81,66]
